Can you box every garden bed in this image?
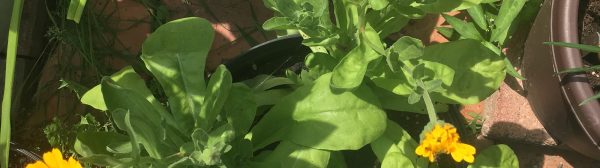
[4,0,600,167]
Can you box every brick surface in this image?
[481,83,557,146]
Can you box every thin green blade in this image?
[2,0,25,166]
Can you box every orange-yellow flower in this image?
[25,148,82,168]
[415,123,476,163]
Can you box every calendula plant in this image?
[70,0,528,167]
[73,17,258,167]
[246,0,524,167]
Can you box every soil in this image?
[579,0,600,92]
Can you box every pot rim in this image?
[551,0,600,149]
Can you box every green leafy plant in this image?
[73,17,257,167]
[441,0,532,80]
[545,42,600,105]
[69,0,528,167]
[43,114,107,155]
[251,0,522,167]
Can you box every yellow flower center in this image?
[415,123,476,163]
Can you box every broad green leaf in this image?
[481,41,525,80]
[423,39,505,104]
[413,0,484,13]
[371,76,415,96]
[78,154,126,167]
[490,0,526,45]
[263,17,297,30]
[423,79,444,92]
[467,5,489,31]
[370,58,417,96]
[254,89,293,106]
[375,15,410,38]
[436,27,455,39]
[110,109,141,161]
[251,73,387,150]
[303,35,340,47]
[442,14,484,40]
[305,52,338,78]
[74,131,129,157]
[99,77,184,144]
[270,0,328,19]
[222,139,254,167]
[200,124,235,165]
[168,157,193,168]
[243,75,295,91]
[141,17,214,132]
[263,0,276,10]
[224,83,257,138]
[199,65,232,130]
[331,31,382,90]
[191,128,209,150]
[327,152,348,168]
[413,61,455,87]
[390,36,424,62]
[373,58,454,98]
[468,144,518,168]
[369,0,389,10]
[364,23,386,56]
[381,152,414,168]
[371,83,448,114]
[371,120,426,167]
[544,42,600,53]
[259,141,331,168]
[366,4,412,38]
[102,79,182,159]
[408,92,422,104]
[333,0,360,35]
[81,66,164,113]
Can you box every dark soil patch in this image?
[580,0,600,93]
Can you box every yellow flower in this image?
[415,123,476,163]
[25,148,82,168]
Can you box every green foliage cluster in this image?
[74,18,257,167]
[70,0,535,167]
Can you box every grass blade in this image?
[558,65,600,74]
[467,5,489,31]
[66,0,87,23]
[442,14,484,40]
[2,0,25,166]
[490,0,526,45]
[580,92,600,106]
[544,42,600,53]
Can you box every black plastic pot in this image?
[523,0,600,160]
[225,34,311,82]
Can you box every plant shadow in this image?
[485,121,600,167]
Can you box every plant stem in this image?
[418,80,438,122]
[2,0,24,166]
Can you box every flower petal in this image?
[68,157,83,168]
[42,148,63,167]
[25,161,48,168]
[464,155,475,163]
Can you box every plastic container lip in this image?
[551,0,600,153]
